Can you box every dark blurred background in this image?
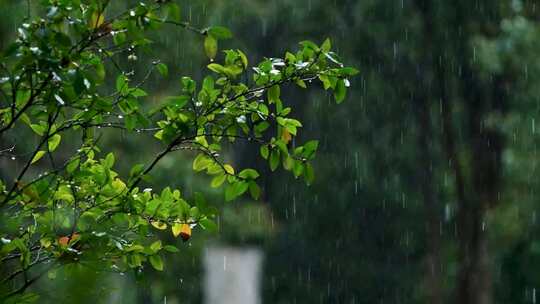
[2,0,540,303]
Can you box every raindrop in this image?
[54,94,65,105]
[236,115,246,123]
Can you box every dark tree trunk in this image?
[416,1,508,303]
[449,1,508,303]
[413,1,444,302]
[414,93,443,304]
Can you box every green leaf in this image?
[125,244,145,252]
[130,254,142,267]
[111,179,126,193]
[181,77,196,93]
[156,63,168,77]
[268,85,280,103]
[211,174,226,188]
[153,130,164,140]
[166,3,181,22]
[208,26,233,39]
[300,40,320,52]
[204,35,218,60]
[334,79,346,104]
[238,49,248,68]
[31,151,46,164]
[319,75,332,90]
[16,90,31,106]
[149,255,164,271]
[163,245,180,253]
[116,74,127,92]
[193,154,211,171]
[19,113,31,126]
[303,140,319,157]
[202,76,215,91]
[207,63,226,74]
[166,95,189,109]
[338,67,359,76]
[304,163,315,185]
[199,218,218,232]
[131,88,148,97]
[249,181,261,200]
[295,79,307,88]
[150,240,162,253]
[269,150,280,171]
[225,181,249,202]
[103,153,115,168]
[225,184,236,202]
[47,134,61,152]
[66,158,80,174]
[255,122,270,135]
[293,161,304,178]
[239,169,259,179]
[30,124,45,136]
[125,115,137,131]
[130,163,145,178]
[260,145,269,159]
[54,185,74,203]
[321,38,332,52]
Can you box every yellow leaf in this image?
[40,238,52,248]
[57,233,79,246]
[31,151,46,164]
[151,221,167,230]
[90,11,105,29]
[172,223,182,237]
[223,164,235,175]
[180,224,191,242]
[281,129,292,144]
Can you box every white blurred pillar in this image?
[204,246,263,304]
